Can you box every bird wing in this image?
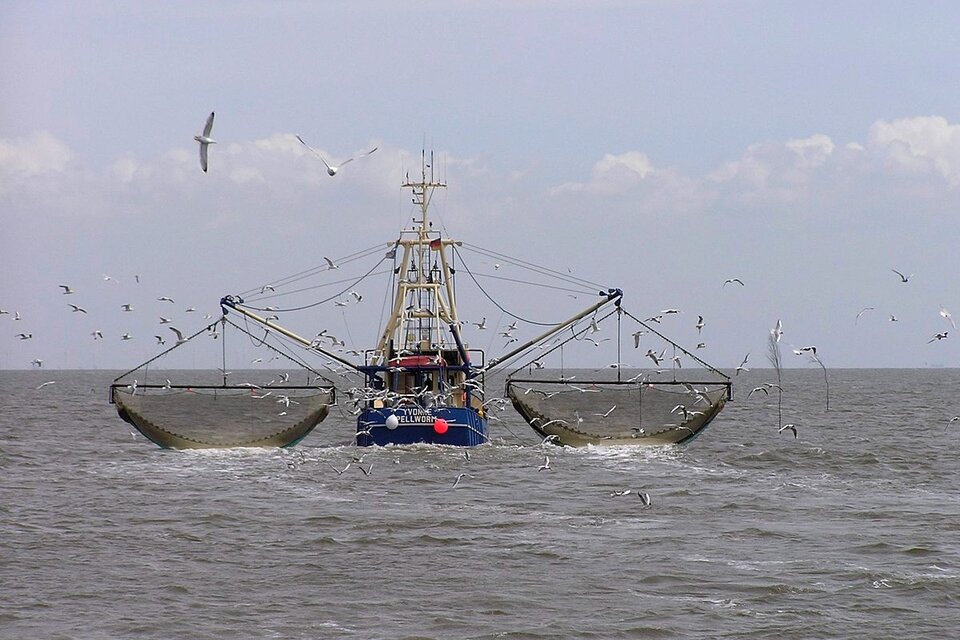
[296,135,333,172]
[202,111,215,137]
[169,326,185,342]
[199,143,208,172]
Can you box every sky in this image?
[2,0,960,370]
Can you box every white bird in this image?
[940,306,955,329]
[31,358,43,367]
[154,335,165,345]
[723,278,744,287]
[194,111,216,173]
[772,319,783,343]
[637,492,652,507]
[856,307,875,324]
[632,330,644,348]
[159,317,172,324]
[778,424,798,438]
[695,315,705,334]
[157,296,175,304]
[36,380,56,390]
[537,455,551,472]
[68,304,87,314]
[121,333,133,341]
[349,290,362,303]
[891,268,912,283]
[296,135,377,176]
[91,330,103,340]
[928,331,949,343]
[17,333,33,340]
[169,327,187,344]
[121,304,134,312]
[452,472,473,488]
[59,284,74,294]
[735,353,750,375]
[473,317,487,330]
[323,256,339,270]
[593,405,617,418]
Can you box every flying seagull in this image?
[856,307,875,324]
[940,305,956,329]
[194,111,216,172]
[928,331,949,343]
[778,424,798,438]
[59,284,74,294]
[723,278,744,287]
[68,304,87,314]
[169,326,188,345]
[296,135,377,176]
[891,268,912,283]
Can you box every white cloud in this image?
[551,151,654,196]
[0,131,74,194]
[869,116,960,186]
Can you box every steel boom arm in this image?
[220,295,363,373]
[483,288,622,371]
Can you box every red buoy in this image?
[433,418,448,434]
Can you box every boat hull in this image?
[357,406,488,447]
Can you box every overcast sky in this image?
[3,1,960,370]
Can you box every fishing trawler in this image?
[111,149,731,449]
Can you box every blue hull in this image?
[357,406,488,447]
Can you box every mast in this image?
[374,150,460,363]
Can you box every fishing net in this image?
[499,304,732,446]
[507,378,728,446]
[112,383,333,449]
[110,317,336,449]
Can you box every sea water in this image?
[2,368,958,639]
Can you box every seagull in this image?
[538,433,562,445]
[637,492,652,507]
[121,304,134,312]
[723,278,745,287]
[323,256,339,270]
[154,335,165,345]
[16,333,33,340]
[593,405,617,418]
[169,327,187,344]
[59,284,74,294]
[329,463,351,475]
[68,304,87,314]
[940,306,956,329]
[121,333,133,341]
[36,381,56,390]
[889,314,898,322]
[695,315,705,334]
[928,332,949,343]
[632,330,644,348]
[159,317,173,325]
[778,424,798,438]
[891,268,912,283]
[856,307,875,324]
[537,455,551,472]
[194,111,216,173]
[473,317,487,330]
[296,135,377,176]
[452,473,473,488]
[772,319,783,343]
[91,330,103,340]
[747,386,769,399]
[31,358,43,367]
[610,489,632,497]
[349,290,362,303]
[157,296,175,304]
[799,345,818,356]
[947,416,960,431]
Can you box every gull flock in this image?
[5,110,959,449]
